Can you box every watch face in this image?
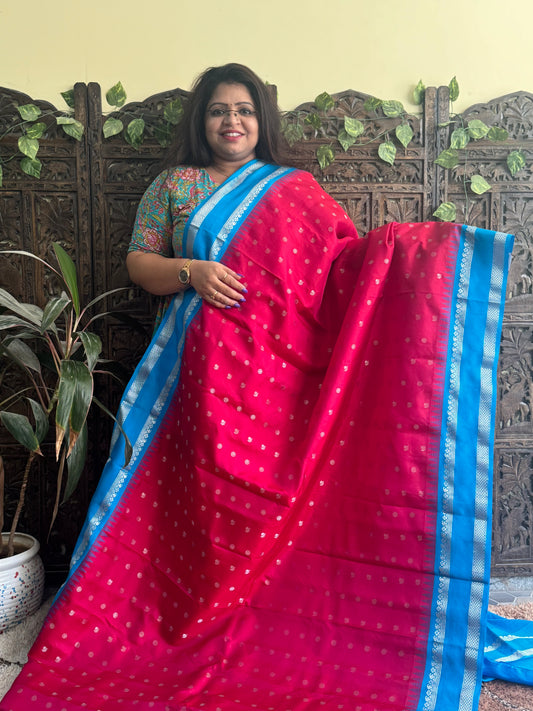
[179,268,189,284]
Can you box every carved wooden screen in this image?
[0,85,94,581]
[1,83,532,580]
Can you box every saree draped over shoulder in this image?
[1,160,515,711]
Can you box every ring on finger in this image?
[211,290,218,299]
[221,272,228,283]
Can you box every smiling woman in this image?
[204,83,259,181]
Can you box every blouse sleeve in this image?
[129,171,173,256]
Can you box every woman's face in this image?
[204,82,259,168]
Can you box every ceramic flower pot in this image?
[0,533,45,631]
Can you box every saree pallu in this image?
[1,160,514,710]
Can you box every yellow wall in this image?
[1,0,532,112]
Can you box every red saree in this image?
[1,161,513,710]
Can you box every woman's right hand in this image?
[189,260,247,308]
[126,251,246,308]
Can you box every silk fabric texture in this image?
[1,161,514,710]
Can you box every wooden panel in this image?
[2,82,533,578]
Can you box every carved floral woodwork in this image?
[0,83,532,578]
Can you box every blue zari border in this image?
[418,225,514,711]
[69,160,294,574]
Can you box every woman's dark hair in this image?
[163,63,284,168]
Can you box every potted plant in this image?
[0,242,132,629]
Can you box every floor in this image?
[489,576,533,605]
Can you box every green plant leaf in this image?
[363,97,382,112]
[18,136,39,160]
[467,119,490,140]
[106,81,127,109]
[61,89,75,109]
[449,76,460,102]
[305,113,322,130]
[382,100,405,118]
[395,123,414,148]
[42,294,70,333]
[55,360,93,458]
[433,202,457,221]
[0,287,44,326]
[337,129,356,152]
[413,80,426,105]
[78,331,102,372]
[5,338,41,373]
[125,118,145,150]
[487,126,509,142]
[20,157,42,179]
[102,117,124,139]
[450,127,470,149]
[507,150,526,176]
[28,398,49,444]
[282,122,304,147]
[154,123,172,147]
[63,420,88,502]
[314,92,335,113]
[52,242,80,317]
[25,122,46,140]
[316,145,335,170]
[470,174,491,194]
[435,148,459,169]
[57,117,84,141]
[378,140,396,165]
[17,104,42,121]
[0,411,41,453]
[163,98,183,125]
[344,116,365,138]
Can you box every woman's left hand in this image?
[190,261,247,308]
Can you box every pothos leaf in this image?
[449,76,460,102]
[381,100,405,118]
[61,89,75,109]
[435,148,459,169]
[106,81,127,109]
[487,126,509,142]
[433,202,457,222]
[17,104,42,121]
[18,136,39,160]
[316,145,335,170]
[125,118,145,149]
[102,117,124,139]
[395,123,414,149]
[450,127,470,149]
[470,174,491,195]
[378,141,396,165]
[20,157,42,179]
[314,92,335,113]
[467,119,490,140]
[413,80,426,105]
[337,130,356,152]
[305,113,322,130]
[282,122,304,147]
[163,98,183,125]
[363,97,382,112]
[507,150,526,176]
[57,117,84,141]
[344,116,365,138]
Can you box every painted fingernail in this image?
[242,288,248,294]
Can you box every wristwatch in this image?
[178,259,194,287]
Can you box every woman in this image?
[127,63,285,320]
[0,65,516,711]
